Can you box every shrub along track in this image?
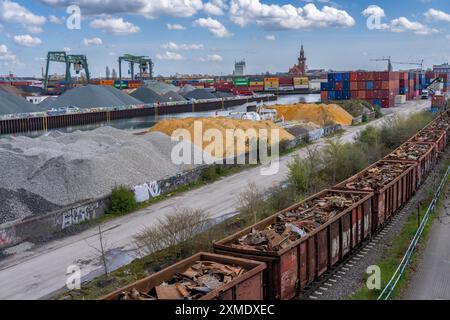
[300,148,450,300]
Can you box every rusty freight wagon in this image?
[408,129,447,154]
[333,161,416,232]
[213,190,373,300]
[424,112,450,134]
[383,142,436,186]
[100,253,266,300]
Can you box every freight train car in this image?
[214,190,374,300]
[101,253,266,300]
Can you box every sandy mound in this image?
[150,117,294,159]
[268,103,354,126]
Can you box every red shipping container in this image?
[357,81,366,90]
[248,85,264,92]
[350,82,358,91]
[358,72,367,81]
[278,77,293,85]
[321,91,328,101]
[381,81,390,90]
[366,90,373,99]
[350,72,358,81]
[365,72,374,81]
[335,82,343,90]
[358,90,366,99]
[351,91,359,99]
[374,81,382,90]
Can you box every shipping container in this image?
[214,190,373,300]
[100,252,266,300]
[333,161,416,231]
[234,78,250,87]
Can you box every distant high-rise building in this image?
[233,60,246,76]
[112,68,117,79]
[289,43,307,75]
[105,66,111,79]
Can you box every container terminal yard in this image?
[1,1,450,307]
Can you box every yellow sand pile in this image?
[268,103,354,126]
[150,117,294,159]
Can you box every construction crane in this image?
[370,57,424,72]
[118,54,153,88]
[392,59,424,71]
[44,51,90,91]
[370,56,393,72]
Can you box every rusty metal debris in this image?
[428,118,450,131]
[386,143,432,161]
[413,131,443,143]
[342,161,410,191]
[117,261,246,300]
[231,192,366,252]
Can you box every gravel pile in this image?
[178,85,196,96]
[143,80,179,95]
[41,85,142,109]
[130,87,169,104]
[0,126,215,224]
[163,90,186,102]
[0,88,41,115]
[183,89,217,100]
[214,91,233,98]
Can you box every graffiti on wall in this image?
[133,181,161,203]
[61,202,100,229]
[0,230,13,246]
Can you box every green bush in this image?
[201,166,219,182]
[108,186,137,215]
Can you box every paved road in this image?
[403,179,450,300]
[0,100,430,300]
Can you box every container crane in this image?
[370,56,393,72]
[370,57,424,71]
[43,51,90,91]
[118,54,153,89]
[392,60,424,71]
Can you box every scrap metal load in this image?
[425,112,450,132]
[231,191,369,252]
[385,142,434,162]
[101,253,266,301]
[339,161,413,191]
[118,261,246,300]
[410,130,445,144]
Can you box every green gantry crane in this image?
[118,54,153,88]
[44,51,90,91]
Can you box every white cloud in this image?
[156,51,184,60]
[0,44,16,61]
[0,1,46,33]
[162,42,204,50]
[229,1,355,30]
[63,47,71,52]
[13,34,42,47]
[362,5,385,18]
[167,23,186,30]
[204,0,228,16]
[83,37,103,46]
[49,15,64,24]
[425,9,450,23]
[38,0,203,19]
[389,17,438,35]
[90,17,140,35]
[193,17,232,38]
[200,54,223,62]
[265,34,275,40]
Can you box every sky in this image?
[1,0,450,77]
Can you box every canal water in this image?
[21,94,321,137]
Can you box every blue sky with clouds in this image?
[0,0,450,77]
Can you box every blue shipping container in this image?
[366,81,374,90]
[343,81,350,91]
[335,90,343,100]
[335,73,343,82]
[343,91,351,99]
[373,99,382,107]
[328,91,336,100]
[321,82,328,91]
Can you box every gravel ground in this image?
[0,126,213,224]
[310,148,450,300]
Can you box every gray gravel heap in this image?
[130,87,170,104]
[163,90,186,102]
[143,80,179,95]
[41,85,142,109]
[0,126,215,224]
[183,89,217,100]
[0,88,42,115]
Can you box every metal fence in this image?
[377,164,450,300]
